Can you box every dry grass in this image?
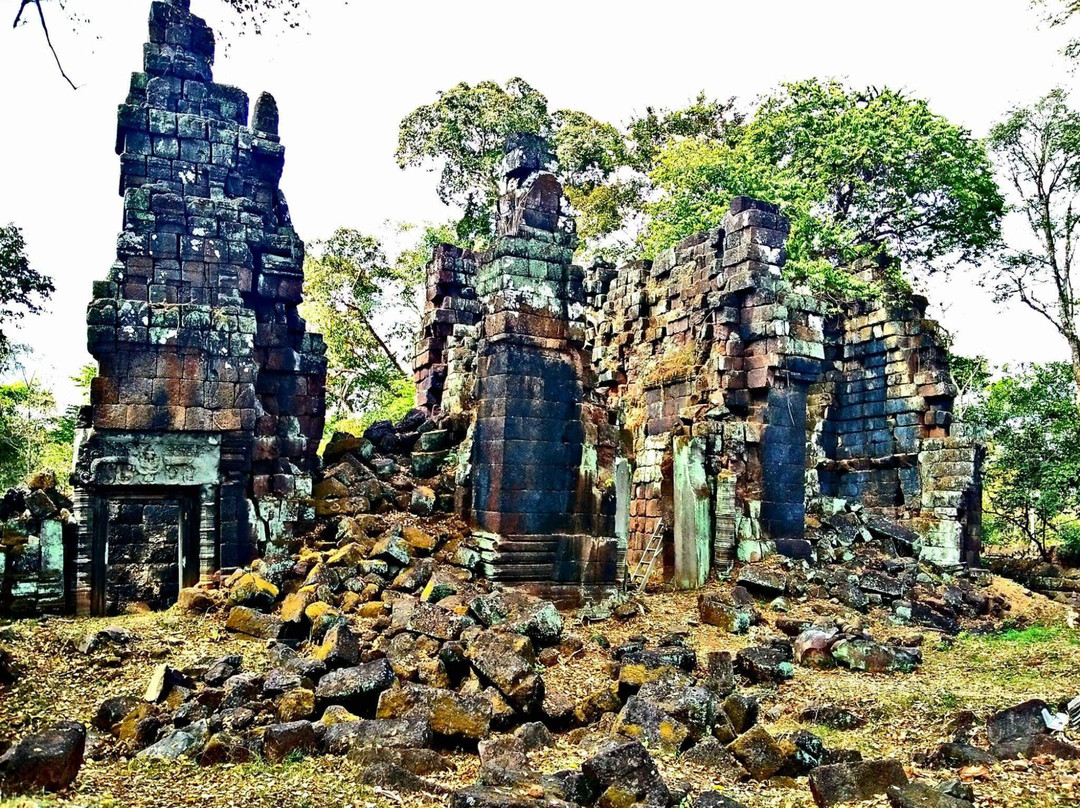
[1,576,1079,808]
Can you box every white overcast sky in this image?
[0,0,1076,404]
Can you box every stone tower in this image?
[71,0,326,615]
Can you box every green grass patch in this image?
[965,624,1079,647]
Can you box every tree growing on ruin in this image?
[396,78,647,252]
[0,224,54,357]
[989,89,1080,406]
[644,80,1004,299]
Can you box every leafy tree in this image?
[989,89,1080,405]
[300,227,423,422]
[643,80,1004,299]
[0,356,72,489]
[948,353,992,419]
[0,224,54,357]
[1037,0,1080,59]
[969,362,1080,558]
[396,79,553,244]
[625,92,744,171]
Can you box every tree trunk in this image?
[1070,336,1080,411]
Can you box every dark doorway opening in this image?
[90,488,201,615]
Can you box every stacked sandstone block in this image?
[413,245,480,413]
[588,196,980,575]
[73,0,326,613]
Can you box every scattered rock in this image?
[809,759,909,807]
[0,722,86,794]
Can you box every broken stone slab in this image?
[809,759,908,807]
[735,644,794,684]
[449,785,578,808]
[698,593,754,633]
[93,697,142,731]
[314,659,396,714]
[991,733,1080,761]
[392,598,475,641]
[831,638,920,673]
[0,721,86,794]
[228,572,279,610]
[320,717,432,754]
[580,738,671,808]
[613,695,690,753]
[681,737,748,780]
[736,565,789,595]
[348,746,449,775]
[358,760,445,794]
[465,630,544,714]
[312,624,361,669]
[225,605,285,640]
[261,720,316,763]
[138,722,208,760]
[376,682,492,740]
[727,725,786,781]
[144,663,194,702]
[985,698,1050,745]
[887,782,974,808]
[468,591,564,646]
[478,735,532,786]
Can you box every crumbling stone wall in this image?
[418,184,982,591]
[415,138,620,602]
[68,0,326,615]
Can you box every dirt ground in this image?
[1,576,1079,808]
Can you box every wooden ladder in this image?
[628,520,665,593]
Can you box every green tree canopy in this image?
[989,89,1080,405]
[968,362,1080,557]
[0,224,54,357]
[643,80,1004,298]
[300,227,422,421]
[396,79,553,244]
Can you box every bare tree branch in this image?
[13,0,78,90]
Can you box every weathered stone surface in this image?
[736,644,794,683]
[580,739,670,807]
[229,573,279,610]
[809,759,909,807]
[727,725,785,781]
[315,659,396,712]
[985,699,1049,745]
[94,697,141,731]
[736,566,788,595]
[692,792,749,808]
[887,782,974,808]
[377,683,492,740]
[450,786,578,808]
[262,721,316,762]
[465,630,544,713]
[225,606,284,640]
[313,624,361,668]
[0,722,86,794]
[321,718,432,754]
[277,688,316,722]
[614,695,690,753]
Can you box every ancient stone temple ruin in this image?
[0,1,981,616]
[68,0,326,614]
[415,142,983,596]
